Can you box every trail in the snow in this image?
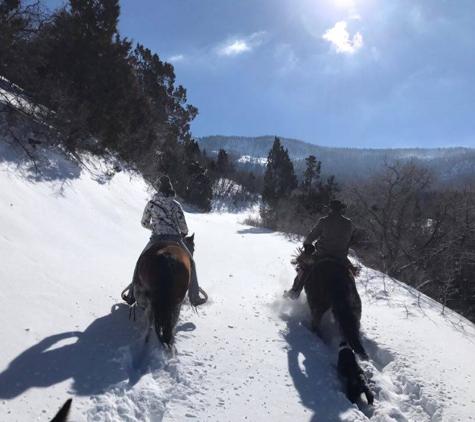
[2,149,474,422]
[85,261,451,422]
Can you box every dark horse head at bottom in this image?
[50,399,72,422]
[338,342,374,405]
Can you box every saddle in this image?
[144,240,182,256]
[121,240,183,306]
[290,250,359,296]
[294,249,358,275]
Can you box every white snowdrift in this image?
[1,143,474,422]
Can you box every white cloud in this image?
[168,54,184,62]
[219,40,251,56]
[322,21,363,54]
[217,31,267,56]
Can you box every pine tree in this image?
[159,136,188,195]
[186,161,212,212]
[0,1,47,89]
[299,155,323,214]
[30,0,136,150]
[216,148,234,176]
[296,155,339,215]
[262,137,297,205]
[302,155,322,196]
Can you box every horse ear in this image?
[190,233,195,241]
[50,398,72,422]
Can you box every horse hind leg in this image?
[335,307,367,359]
[310,303,328,336]
[145,323,153,344]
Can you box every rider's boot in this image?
[191,296,207,306]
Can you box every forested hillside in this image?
[0,0,217,210]
[198,135,475,184]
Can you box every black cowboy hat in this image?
[329,199,347,210]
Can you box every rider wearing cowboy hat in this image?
[286,199,356,299]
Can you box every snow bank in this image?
[1,144,474,421]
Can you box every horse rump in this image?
[338,342,374,405]
[306,259,367,358]
[140,247,190,347]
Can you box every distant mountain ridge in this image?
[197,135,475,183]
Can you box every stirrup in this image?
[191,287,208,307]
[121,286,135,306]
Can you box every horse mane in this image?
[290,247,304,269]
[291,247,315,270]
[292,250,357,277]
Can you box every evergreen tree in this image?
[158,136,188,195]
[0,0,26,75]
[183,138,201,163]
[186,161,212,212]
[28,0,136,150]
[131,43,197,141]
[262,137,297,205]
[0,1,47,90]
[216,148,234,176]
[320,175,339,206]
[296,154,339,215]
[302,155,321,196]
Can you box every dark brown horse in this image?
[134,235,195,347]
[304,257,367,359]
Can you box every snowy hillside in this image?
[1,143,475,422]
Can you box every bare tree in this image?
[350,160,433,276]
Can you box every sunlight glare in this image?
[333,0,355,8]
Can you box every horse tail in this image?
[330,265,367,359]
[151,252,175,347]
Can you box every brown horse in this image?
[134,235,195,347]
[304,257,367,359]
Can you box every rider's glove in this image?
[283,289,300,300]
[303,243,315,255]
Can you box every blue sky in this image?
[46,0,475,148]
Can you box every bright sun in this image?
[333,0,355,8]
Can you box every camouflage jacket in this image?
[141,192,188,237]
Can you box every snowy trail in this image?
[1,150,475,421]
[83,211,472,422]
[85,213,367,422]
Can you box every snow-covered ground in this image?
[1,144,475,422]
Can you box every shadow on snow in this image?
[282,317,361,421]
[0,304,146,399]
